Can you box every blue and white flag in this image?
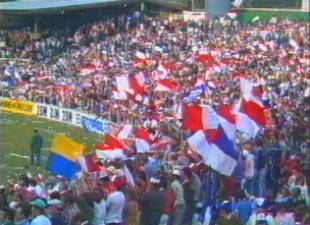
[184,80,216,103]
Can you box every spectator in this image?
[138,177,166,225]
[169,170,185,225]
[105,183,125,225]
[29,199,51,225]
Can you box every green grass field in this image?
[2,112,102,181]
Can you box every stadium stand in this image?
[0,1,309,225]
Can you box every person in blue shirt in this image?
[232,191,253,223]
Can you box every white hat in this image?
[242,150,249,157]
[47,199,62,206]
[172,169,181,176]
[150,177,161,184]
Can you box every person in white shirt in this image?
[105,184,125,225]
[170,169,185,225]
[30,199,51,225]
[242,147,256,196]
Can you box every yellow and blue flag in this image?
[48,134,85,178]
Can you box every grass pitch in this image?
[2,112,102,181]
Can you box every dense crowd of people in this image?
[0,10,310,225]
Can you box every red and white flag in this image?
[154,79,179,92]
[183,104,219,132]
[152,63,169,80]
[117,124,133,139]
[96,134,128,159]
[219,104,260,138]
[134,128,155,153]
[96,143,125,159]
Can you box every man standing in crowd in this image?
[30,129,43,166]
[105,182,125,225]
[170,169,185,225]
[29,199,51,225]
[138,177,166,225]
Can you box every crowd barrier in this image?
[0,97,115,135]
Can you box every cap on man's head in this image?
[172,169,181,176]
[221,200,232,212]
[31,199,47,209]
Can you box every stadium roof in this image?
[0,0,139,15]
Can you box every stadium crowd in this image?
[0,11,310,225]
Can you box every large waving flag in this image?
[240,99,266,127]
[234,111,260,138]
[96,134,128,159]
[115,73,147,101]
[239,78,266,126]
[219,104,259,138]
[96,143,126,159]
[104,134,128,150]
[49,134,85,178]
[154,79,179,92]
[187,129,239,176]
[134,127,155,153]
[183,104,219,132]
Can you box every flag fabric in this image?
[197,53,214,63]
[183,105,219,132]
[240,77,263,104]
[205,126,239,160]
[51,134,85,160]
[241,99,266,126]
[96,143,125,159]
[105,134,128,150]
[136,51,146,59]
[240,77,254,98]
[154,80,179,92]
[234,111,260,138]
[49,134,84,178]
[117,124,133,139]
[113,91,128,100]
[151,135,177,150]
[219,104,259,138]
[116,75,131,92]
[134,127,155,153]
[49,152,82,179]
[115,74,147,101]
[79,64,98,75]
[96,134,128,159]
[218,116,236,140]
[187,130,239,176]
[123,165,135,187]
